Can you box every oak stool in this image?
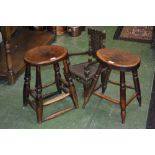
[83,48,141,123]
[23,45,79,123]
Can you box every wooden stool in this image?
[23,45,79,123]
[83,48,141,123]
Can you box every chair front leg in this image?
[83,64,104,108]
[101,68,111,93]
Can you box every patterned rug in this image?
[114,26,154,43]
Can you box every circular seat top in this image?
[96,48,141,71]
[24,45,68,66]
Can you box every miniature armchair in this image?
[69,28,106,99]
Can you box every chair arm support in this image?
[68,51,89,56]
[84,60,98,78]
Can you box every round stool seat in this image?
[96,48,141,71]
[24,45,68,66]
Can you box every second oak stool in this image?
[23,45,79,123]
[83,48,141,123]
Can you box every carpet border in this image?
[113,26,153,43]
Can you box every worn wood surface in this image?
[96,48,141,71]
[24,45,68,65]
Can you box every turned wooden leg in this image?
[63,58,79,108]
[23,64,31,107]
[120,71,126,124]
[5,41,15,84]
[101,68,111,93]
[132,70,142,106]
[83,64,104,108]
[83,83,91,103]
[35,66,43,123]
[53,63,62,94]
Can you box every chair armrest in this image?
[68,51,89,56]
[84,60,98,78]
